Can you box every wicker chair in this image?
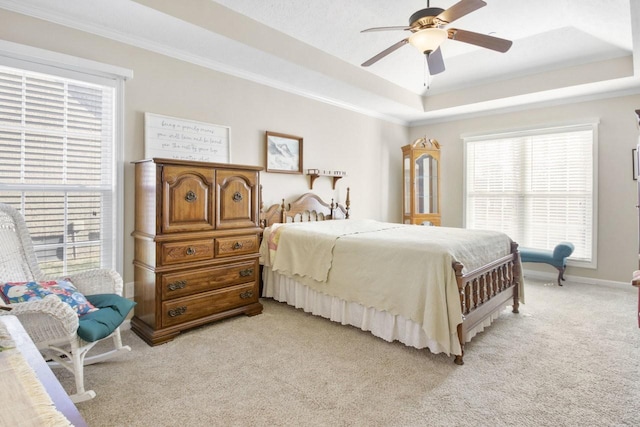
[0,203,132,403]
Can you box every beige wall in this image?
[410,95,640,283]
[2,9,638,284]
[0,10,407,284]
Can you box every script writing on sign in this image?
[144,113,230,163]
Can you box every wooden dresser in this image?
[131,158,263,346]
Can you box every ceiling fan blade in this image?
[361,26,411,33]
[436,0,486,25]
[426,47,445,75]
[361,38,409,67]
[448,28,513,52]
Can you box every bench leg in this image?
[556,267,566,286]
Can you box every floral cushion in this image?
[0,280,98,316]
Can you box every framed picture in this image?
[633,148,639,181]
[265,131,303,174]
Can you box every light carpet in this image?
[55,278,640,427]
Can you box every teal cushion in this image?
[520,243,574,269]
[552,242,574,260]
[77,294,136,342]
[520,247,556,264]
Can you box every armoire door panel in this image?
[216,169,258,229]
[162,165,215,233]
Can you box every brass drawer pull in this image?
[168,306,187,317]
[167,280,187,291]
[186,247,196,256]
[239,268,254,277]
[233,242,243,250]
[239,290,253,299]
[232,191,243,202]
[185,191,197,202]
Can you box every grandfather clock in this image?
[402,138,441,226]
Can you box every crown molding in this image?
[0,0,409,126]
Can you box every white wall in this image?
[0,9,408,283]
[1,8,637,284]
[409,95,640,283]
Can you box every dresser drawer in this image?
[160,239,215,266]
[161,261,258,300]
[161,282,258,327]
[215,235,259,257]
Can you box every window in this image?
[464,123,597,267]
[0,54,127,276]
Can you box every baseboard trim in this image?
[124,281,135,299]
[522,269,630,289]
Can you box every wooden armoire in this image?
[131,158,263,345]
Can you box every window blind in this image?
[465,124,595,264]
[0,65,116,276]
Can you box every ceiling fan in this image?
[360,0,512,75]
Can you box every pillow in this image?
[0,280,98,316]
[78,294,136,342]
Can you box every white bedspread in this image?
[260,219,515,356]
[267,220,402,281]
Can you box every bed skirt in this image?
[262,266,510,356]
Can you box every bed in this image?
[259,190,522,364]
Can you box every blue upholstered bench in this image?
[519,242,574,286]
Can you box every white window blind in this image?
[465,124,596,265]
[0,65,117,276]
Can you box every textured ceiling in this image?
[1,0,638,124]
[211,0,634,94]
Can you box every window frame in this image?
[0,40,132,275]
[462,120,599,269]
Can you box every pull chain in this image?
[423,1,432,89]
[423,56,430,90]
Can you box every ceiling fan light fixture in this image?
[408,28,448,54]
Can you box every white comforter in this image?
[260,219,515,355]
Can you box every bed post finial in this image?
[280,198,286,224]
[345,187,350,219]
